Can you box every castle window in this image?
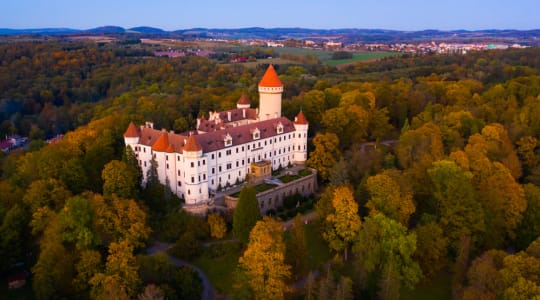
[236,161,239,167]
[166,164,169,169]
[198,161,200,166]
[226,150,231,155]
[242,146,244,151]
[227,163,232,170]
[212,179,214,185]
[178,181,181,186]
[199,175,201,182]
[188,189,191,195]
[219,166,222,172]
[143,148,146,153]
[252,128,260,140]
[219,152,222,158]
[177,156,180,161]
[203,174,206,180]
[191,177,194,183]
[153,153,156,158]
[265,141,267,146]
[211,154,215,159]
[247,145,250,150]
[166,155,169,161]
[178,170,181,176]
[144,161,147,167]
[212,167,215,174]
[236,148,239,153]
[203,160,206,165]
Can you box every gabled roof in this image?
[259,64,283,87]
[183,134,202,152]
[124,122,139,138]
[152,133,169,152]
[237,94,250,105]
[294,111,308,125]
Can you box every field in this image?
[273,47,400,66]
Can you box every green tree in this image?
[233,185,262,244]
[286,214,308,276]
[516,184,540,249]
[353,214,422,296]
[239,217,291,300]
[413,222,448,281]
[58,195,99,250]
[428,160,485,249]
[323,185,361,260]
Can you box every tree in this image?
[207,213,227,239]
[365,172,415,226]
[91,194,151,248]
[428,160,485,249]
[91,240,141,298]
[233,185,262,244]
[286,214,308,276]
[307,133,341,182]
[58,195,99,250]
[238,217,291,300]
[516,184,540,249]
[138,284,164,300]
[23,178,72,213]
[413,222,448,282]
[102,160,139,199]
[74,250,103,293]
[353,214,422,296]
[323,185,361,260]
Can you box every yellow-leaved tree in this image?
[238,217,291,300]
[322,185,361,260]
[207,213,227,239]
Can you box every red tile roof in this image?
[259,65,282,87]
[183,135,202,152]
[152,133,169,152]
[237,94,250,105]
[295,111,308,125]
[124,122,139,138]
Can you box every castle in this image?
[124,65,309,205]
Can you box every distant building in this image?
[124,65,309,206]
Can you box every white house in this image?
[124,65,309,205]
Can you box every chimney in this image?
[227,111,231,122]
[242,109,246,119]
[196,118,201,128]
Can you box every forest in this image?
[1,39,540,299]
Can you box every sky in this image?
[2,0,539,31]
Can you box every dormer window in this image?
[276,122,284,134]
[224,133,232,147]
[252,128,260,140]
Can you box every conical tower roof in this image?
[294,111,308,125]
[152,133,169,152]
[237,94,250,105]
[183,134,202,152]
[258,64,282,87]
[124,122,139,138]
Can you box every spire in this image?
[258,64,283,87]
[294,110,308,125]
[124,122,139,138]
[183,134,202,152]
[152,133,169,152]
[237,94,250,105]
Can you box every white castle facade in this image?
[124,65,309,205]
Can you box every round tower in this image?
[236,94,251,109]
[182,135,209,205]
[258,65,283,120]
[293,111,309,164]
[123,122,140,146]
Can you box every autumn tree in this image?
[322,185,361,260]
[516,184,540,249]
[239,217,291,300]
[353,214,422,298]
[233,185,262,244]
[102,160,139,199]
[207,213,227,239]
[413,222,448,281]
[307,132,341,182]
[365,172,415,226]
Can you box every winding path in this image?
[146,242,215,300]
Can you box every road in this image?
[146,241,215,300]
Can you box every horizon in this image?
[3,0,539,32]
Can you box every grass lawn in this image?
[279,174,301,183]
[401,271,452,300]
[192,242,242,295]
[298,168,312,177]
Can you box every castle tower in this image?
[236,94,251,109]
[182,134,209,205]
[123,122,140,147]
[258,65,283,120]
[293,111,309,164]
